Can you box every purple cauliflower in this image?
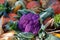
[18,12,41,35]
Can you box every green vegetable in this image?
[0,2,11,17]
[0,4,5,11]
[15,32,34,40]
[0,4,5,17]
[38,24,47,40]
[5,21,18,31]
[54,14,60,23]
[54,14,60,28]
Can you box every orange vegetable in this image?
[52,33,60,38]
[13,5,21,13]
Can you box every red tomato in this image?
[26,1,39,9]
[0,0,4,4]
[8,12,17,21]
[1,13,17,25]
[51,1,60,14]
[2,12,17,25]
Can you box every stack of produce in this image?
[0,0,60,40]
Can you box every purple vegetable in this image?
[18,12,41,35]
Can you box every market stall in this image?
[0,0,60,40]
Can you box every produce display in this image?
[0,0,60,40]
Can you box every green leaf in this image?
[5,21,18,31]
[10,22,18,30]
[45,34,60,40]
[38,25,47,40]
[39,31,46,38]
[0,4,5,17]
[16,38,31,40]
[14,32,34,40]
[40,24,46,30]
[16,32,34,38]
[0,4,5,11]
[40,8,54,22]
